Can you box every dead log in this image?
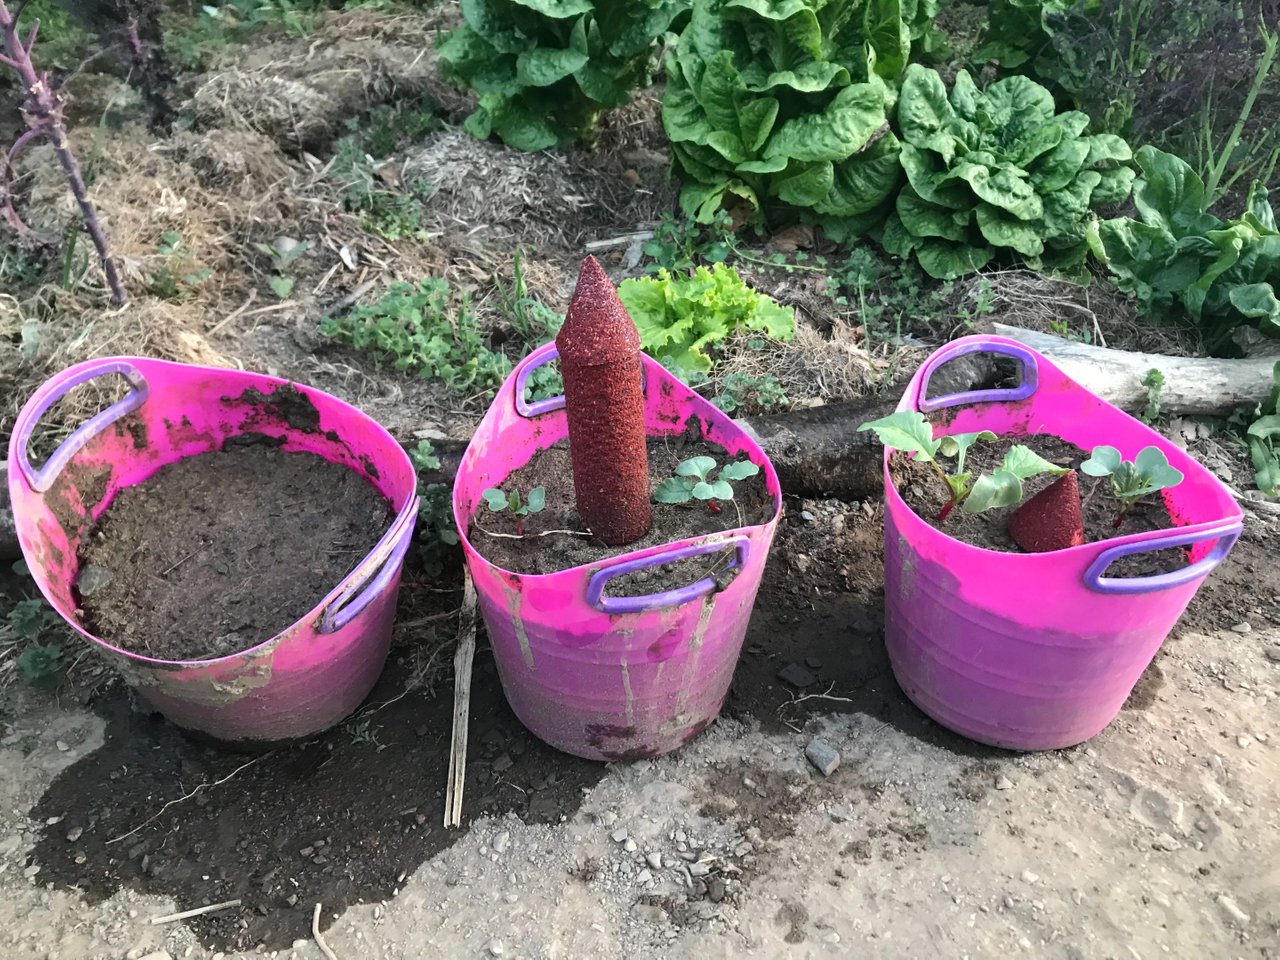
[991,324,1277,416]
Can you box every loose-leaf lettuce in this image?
[618,263,795,381]
[883,65,1134,279]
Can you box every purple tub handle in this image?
[13,359,150,493]
[915,339,1039,413]
[586,536,750,614]
[1084,521,1242,595]
[319,498,419,633]
[514,342,647,419]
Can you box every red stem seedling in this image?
[556,256,651,546]
[0,0,127,305]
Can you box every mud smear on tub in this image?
[27,599,604,952]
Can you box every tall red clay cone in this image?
[556,256,652,546]
[1007,470,1085,553]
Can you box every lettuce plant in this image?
[859,411,1066,519]
[661,0,910,232]
[1089,146,1280,353]
[438,0,690,151]
[883,64,1135,280]
[618,262,794,382]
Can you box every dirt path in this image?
[0,505,1276,959]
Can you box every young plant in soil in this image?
[860,411,1067,521]
[1080,445,1184,526]
[482,486,546,535]
[0,1,127,304]
[654,455,759,517]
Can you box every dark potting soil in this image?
[470,431,773,594]
[892,433,1185,578]
[78,445,393,661]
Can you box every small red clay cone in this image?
[1007,470,1085,553]
[556,256,652,546]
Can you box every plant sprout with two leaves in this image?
[654,456,759,515]
[1080,446,1184,526]
[859,412,1067,520]
[482,485,546,535]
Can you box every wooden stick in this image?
[313,903,339,960]
[444,569,478,829]
[582,231,653,252]
[149,899,241,925]
[992,324,1278,416]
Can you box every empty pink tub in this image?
[8,357,418,744]
[453,342,782,761]
[884,335,1242,751]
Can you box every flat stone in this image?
[995,775,1014,791]
[1021,869,1040,884]
[805,739,840,776]
[646,852,662,870]
[137,952,173,960]
[492,831,510,854]
[623,838,637,853]
[610,827,628,843]
[488,940,505,957]
[1264,645,1280,663]
[635,869,652,884]
[1231,622,1253,634]
[76,564,113,597]
[1217,894,1250,925]
[778,662,817,688]
[1152,832,1182,852]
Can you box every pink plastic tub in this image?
[884,336,1243,751]
[453,342,782,761]
[7,357,419,744]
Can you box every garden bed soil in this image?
[892,433,1186,577]
[78,445,393,661]
[469,432,773,594]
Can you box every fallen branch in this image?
[992,324,1277,416]
[150,899,241,925]
[444,569,478,829]
[313,903,339,960]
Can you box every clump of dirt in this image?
[78,445,392,661]
[892,433,1183,575]
[469,431,774,590]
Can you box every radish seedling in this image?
[1080,445,1183,525]
[654,456,759,512]
[482,485,546,535]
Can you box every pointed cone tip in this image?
[557,255,641,362]
[1008,470,1085,553]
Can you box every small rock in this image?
[1237,735,1254,749]
[646,852,662,870]
[492,831,510,855]
[995,775,1014,791]
[55,740,69,752]
[777,662,817,689]
[707,876,726,902]
[1217,894,1250,925]
[635,869,652,884]
[800,510,815,522]
[805,739,840,776]
[76,564,113,597]
[823,932,841,944]
[1231,622,1252,634]
[66,826,82,843]
[804,656,822,669]
[492,753,513,773]
[137,952,173,960]
[299,846,314,857]
[610,827,628,843]
[23,863,39,879]
[1152,833,1182,852]
[1021,869,1040,884]
[1264,644,1280,663]
[488,940,505,957]
[689,861,712,878]
[675,830,687,843]
[624,838,637,853]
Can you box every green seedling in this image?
[1080,445,1184,525]
[17,643,62,682]
[482,485,546,534]
[255,238,311,300]
[654,456,759,513]
[859,411,1067,521]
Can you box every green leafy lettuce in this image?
[661,0,910,232]
[618,262,795,381]
[883,64,1134,280]
[1089,146,1280,352]
[438,0,691,151]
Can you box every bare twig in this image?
[785,682,854,707]
[107,755,268,844]
[150,899,242,925]
[322,279,378,318]
[313,903,339,960]
[474,526,593,540]
[444,569,478,829]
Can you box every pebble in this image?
[778,662,817,689]
[1265,645,1280,663]
[22,864,39,878]
[76,564,113,597]
[635,869,652,884]
[707,876,726,902]
[54,740,69,752]
[610,828,628,843]
[674,830,687,843]
[646,852,662,870]
[995,775,1014,791]
[689,862,712,878]
[1152,833,1182,852]
[822,932,841,944]
[492,831,510,854]
[1237,735,1254,749]
[1231,622,1253,634]
[137,953,173,960]
[801,510,815,522]
[805,739,840,776]
[1217,894,1250,925]
[488,939,505,957]
[66,826,82,842]
[624,838,637,853]
[1021,869,1040,884]
[299,846,314,857]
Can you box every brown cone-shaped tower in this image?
[556,256,652,546]
[1007,470,1085,553]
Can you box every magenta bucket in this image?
[453,342,782,761]
[7,357,418,744]
[884,335,1243,751]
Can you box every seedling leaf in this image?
[482,487,508,511]
[525,487,546,513]
[963,470,1023,513]
[692,480,717,500]
[655,477,695,503]
[1080,445,1122,476]
[1000,445,1067,481]
[857,411,941,460]
[719,460,760,481]
[937,431,997,472]
[676,456,717,480]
